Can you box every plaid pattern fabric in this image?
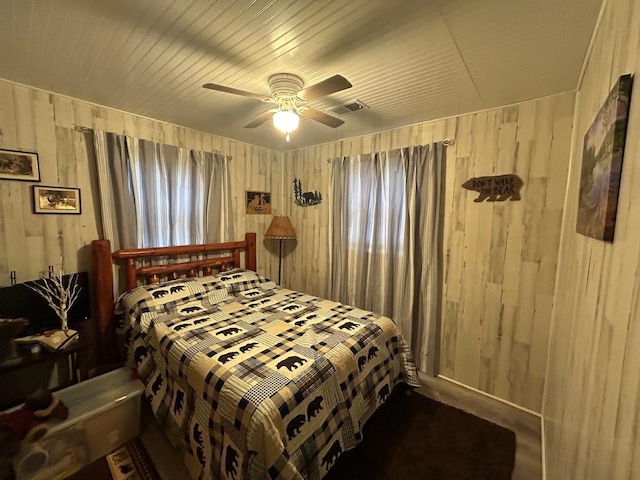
[122,273,419,480]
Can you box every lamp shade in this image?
[265,216,296,239]
[272,110,299,134]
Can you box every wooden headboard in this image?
[91,232,257,363]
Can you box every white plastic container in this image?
[13,367,144,479]
[48,367,144,461]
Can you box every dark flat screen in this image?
[0,272,90,336]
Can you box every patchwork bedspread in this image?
[120,269,419,480]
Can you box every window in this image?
[343,153,407,255]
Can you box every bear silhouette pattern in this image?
[181,306,202,313]
[321,441,342,470]
[220,274,243,281]
[170,285,185,294]
[239,342,258,353]
[219,351,239,364]
[367,346,379,360]
[339,321,358,331]
[217,327,241,337]
[193,423,204,446]
[174,390,185,415]
[377,384,390,403]
[225,445,239,480]
[196,445,206,467]
[357,356,367,372]
[283,304,301,312]
[276,355,307,372]
[307,395,323,421]
[134,346,148,366]
[286,414,306,440]
[461,174,524,202]
[151,373,163,395]
[152,289,169,299]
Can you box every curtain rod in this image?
[75,124,456,148]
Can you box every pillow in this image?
[161,288,231,316]
[208,268,277,293]
[118,277,224,321]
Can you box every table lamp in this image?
[264,215,296,284]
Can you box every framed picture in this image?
[0,149,40,182]
[576,73,633,242]
[245,190,272,215]
[32,186,82,214]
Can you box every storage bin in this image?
[13,367,144,479]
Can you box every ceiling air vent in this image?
[331,100,369,115]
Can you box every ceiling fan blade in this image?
[244,110,276,128]
[300,108,345,128]
[297,75,352,101]
[203,83,271,101]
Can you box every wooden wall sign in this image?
[462,174,523,202]
[293,178,322,207]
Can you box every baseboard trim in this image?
[541,416,547,480]
[428,374,543,419]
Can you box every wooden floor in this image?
[141,375,542,480]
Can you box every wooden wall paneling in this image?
[55,126,80,273]
[439,116,462,380]
[71,100,93,130]
[453,111,488,388]
[543,0,640,476]
[479,282,504,393]
[0,80,576,412]
[13,86,38,150]
[0,83,19,285]
[34,90,65,275]
[0,79,280,285]
[0,83,19,144]
[282,94,573,411]
[618,0,639,72]
[51,95,75,129]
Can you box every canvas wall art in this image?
[576,73,633,242]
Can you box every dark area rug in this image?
[325,385,516,480]
[68,387,515,480]
[67,438,160,480]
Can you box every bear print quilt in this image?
[120,269,419,480]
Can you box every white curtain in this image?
[93,131,138,251]
[328,144,444,374]
[94,131,234,250]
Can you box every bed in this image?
[92,233,419,480]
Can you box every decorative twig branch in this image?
[26,256,81,331]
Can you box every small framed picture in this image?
[32,186,81,214]
[245,190,272,215]
[0,148,40,182]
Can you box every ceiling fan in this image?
[203,73,352,141]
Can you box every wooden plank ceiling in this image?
[0,0,602,151]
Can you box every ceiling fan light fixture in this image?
[273,110,299,141]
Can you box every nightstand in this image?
[0,322,93,410]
